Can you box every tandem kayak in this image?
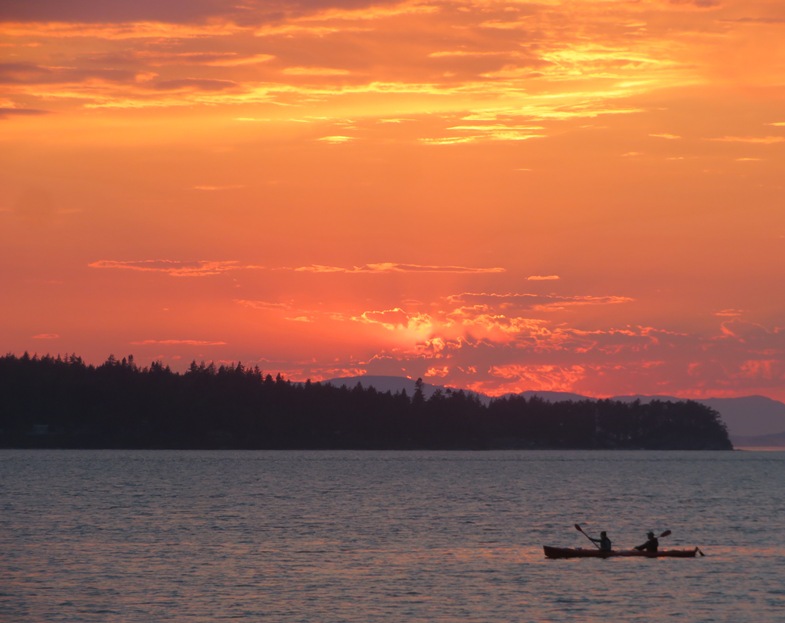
[544,546,700,559]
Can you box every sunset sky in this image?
[2,0,784,400]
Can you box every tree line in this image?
[0,353,733,450]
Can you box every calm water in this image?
[2,450,784,622]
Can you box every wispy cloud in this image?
[235,299,297,313]
[0,21,241,41]
[283,67,352,77]
[717,318,783,344]
[318,135,354,143]
[191,185,246,191]
[708,136,785,144]
[88,259,263,277]
[715,309,744,318]
[89,260,505,277]
[151,78,238,92]
[447,292,634,309]
[130,339,227,346]
[135,51,275,67]
[442,123,547,143]
[0,106,50,119]
[291,263,505,274]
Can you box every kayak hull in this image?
[543,546,699,559]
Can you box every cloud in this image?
[665,0,720,7]
[722,18,785,25]
[130,339,227,346]
[235,299,294,312]
[353,308,433,332]
[291,262,505,274]
[232,285,785,398]
[89,260,505,278]
[487,363,590,392]
[442,123,547,143]
[286,316,315,323]
[429,50,509,59]
[447,291,634,310]
[191,184,246,191]
[135,51,275,67]
[2,0,714,122]
[708,136,785,145]
[0,106,50,118]
[32,333,60,340]
[717,319,783,345]
[0,1,256,25]
[0,20,243,41]
[283,67,353,77]
[88,259,263,277]
[343,320,693,396]
[318,135,355,143]
[0,62,49,84]
[255,1,439,36]
[0,61,138,85]
[527,275,560,281]
[715,309,744,318]
[424,365,450,379]
[151,78,238,92]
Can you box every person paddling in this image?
[635,531,659,553]
[589,530,612,552]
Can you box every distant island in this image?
[0,353,733,450]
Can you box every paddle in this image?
[574,524,600,549]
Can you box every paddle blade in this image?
[660,530,672,538]
[574,524,584,532]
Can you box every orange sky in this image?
[2,0,784,400]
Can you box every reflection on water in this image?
[2,450,784,622]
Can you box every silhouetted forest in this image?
[0,353,733,450]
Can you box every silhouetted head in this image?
[647,531,655,538]
[600,531,607,537]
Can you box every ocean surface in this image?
[2,450,784,622]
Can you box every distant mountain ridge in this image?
[326,376,785,446]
